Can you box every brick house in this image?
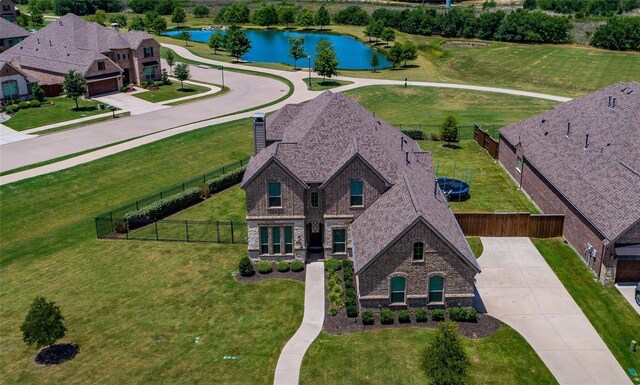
[0,13,161,97]
[0,17,28,53]
[499,82,640,283]
[0,59,36,103]
[241,91,480,308]
[1,0,18,22]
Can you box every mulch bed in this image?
[235,270,305,283]
[34,343,79,366]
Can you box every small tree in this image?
[388,44,403,69]
[92,10,107,26]
[161,68,170,85]
[441,114,460,146]
[401,42,418,67]
[381,27,396,47]
[193,5,210,18]
[296,8,314,29]
[153,16,167,35]
[315,5,330,30]
[371,20,384,42]
[313,40,338,82]
[165,49,175,75]
[423,321,470,385]
[180,30,191,46]
[129,16,145,31]
[288,36,306,70]
[31,7,44,26]
[278,7,295,28]
[62,70,86,110]
[252,3,278,29]
[172,7,186,28]
[173,62,190,90]
[208,32,224,54]
[370,52,379,73]
[224,28,251,62]
[32,83,46,102]
[21,296,66,350]
[239,256,255,277]
[144,11,159,31]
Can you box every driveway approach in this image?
[475,237,632,385]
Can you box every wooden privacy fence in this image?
[474,125,499,159]
[454,212,564,237]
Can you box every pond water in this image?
[165,29,391,70]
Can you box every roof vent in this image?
[627,89,634,95]
[37,38,40,44]
[544,131,549,136]
[584,134,590,150]
[400,137,404,151]
[405,152,410,165]
[608,95,612,107]
[612,97,617,108]
[58,20,63,26]
[49,40,52,46]
[566,118,571,137]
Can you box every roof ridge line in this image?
[402,173,420,215]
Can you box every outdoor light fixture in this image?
[307,55,311,88]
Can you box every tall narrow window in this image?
[2,80,19,100]
[428,276,444,303]
[413,242,424,261]
[516,156,523,172]
[350,181,363,206]
[260,227,269,255]
[97,61,105,70]
[268,182,282,207]
[284,227,293,254]
[332,229,346,253]
[272,227,281,254]
[310,191,319,208]
[144,47,153,57]
[390,276,406,304]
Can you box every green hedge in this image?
[400,129,424,140]
[343,260,358,318]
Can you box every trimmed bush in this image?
[239,256,255,277]
[5,105,17,114]
[398,309,411,323]
[401,129,424,140]
[342,259,358,317]
[205,166,246,194]
[291,260,304,272]
[431,309,445,321]
[277,261,290,272]
[380,308,394,324]
[324,258,342,273]
[449,307,477,322]
[257,261,272,274]
[361,310,374,325]
[415,308,428,322]
[346,303,358,318]
[328,305,338,316]
[30,100,41,108]
[18,101,29,109]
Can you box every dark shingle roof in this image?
[0,59,38,82]
[500,82,640,241]
[0,17,29,40]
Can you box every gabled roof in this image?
[0,59,37,83]
[500,82,640,241]
[0,17,29,40]
[352,152,479,274]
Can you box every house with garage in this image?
[0,13,161,97]
[0,59,36,103]
[241,91,480,308]
[499,81,640,284]
[0,17,28,53]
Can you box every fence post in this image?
[240,159,243,167]
[109,212,114,233]
[155,221,159,241]
[182,183,185,192]
[185,220,190,243]
[216,221,220,243]
[231,222,235,244]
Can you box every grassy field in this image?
[170,186,246,222]
[532,239,640,377]
[133,81,210,103]
[4,97,106,131]
[300,326,558,385]
[303,77,353,90]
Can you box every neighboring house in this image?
[0,0,18,22]
[0,59,36,103]
[0,13,161,97]
[499,82,640,284]
[0,17,28,53]
[241,91,480,309]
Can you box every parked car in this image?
[636,282,640,306]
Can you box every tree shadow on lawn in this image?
[442,143,463,150]
[71,106,99,112]
[317,81,343,87]
[177,88,198,93]
[35,343,79,366]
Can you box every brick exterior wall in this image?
[498,136,615,283]
[131,39,161,85]
[357,220,476,309]
[245,160,306,218]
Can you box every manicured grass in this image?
[300,326,558,385]
[170,185,246,222]
[467,236,483,258]
[303,77,353,90]
[4,97,106,131]
[133,81,210,103]
[419,140,538,213]
[532,238,640,376]
[344,85,559,129]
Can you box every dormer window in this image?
[268,182,282,207]
[97,61,105,70]
[350,180,363,206]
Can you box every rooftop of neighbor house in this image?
[241,90,479,273]
[0,59,38,82]
[0,13,155,76]
[500,81,640,242]
[0,16,29,40]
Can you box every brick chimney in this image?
[253,112,266,154]
[111,22,119,32]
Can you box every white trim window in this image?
[350,180,364,206]
[268,182,282,208]
[516,156,523,173]
[428,276,445,303]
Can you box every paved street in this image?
[476,237,632,385]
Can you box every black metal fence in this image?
[394,123,500,140]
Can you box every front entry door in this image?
[307,223,324,254]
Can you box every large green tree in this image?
[296,8,314,29]
[171,7,186,28]
[218,2,250,26]
[153,16,167,35]
[278,7,295,28]
[381,27,396,47]
[313,40,338,81]
[193,5,210,18]
[315,5,330,30]
[253,3,278,28]
[20,296,66,349]
[423,321,470,385]
[208,32,224,54]
[173,62,190,90]
[388,44,403,68]
[224,28,252,62]
[62,70,87,110]
[288,36,306,70]
[129,16,145,31]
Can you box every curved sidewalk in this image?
[475,237,632,385]
[273,262,325,385]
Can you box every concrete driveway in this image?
[93,90,169,115]
[616,283,640,316]
[475,237,632,385]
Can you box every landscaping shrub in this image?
[430,132,441,141]
[431,309,445,321]
[30,100,41,108]
[328,305,338,316]
[324,258,342,273]
[121,86,129,92]
[380,308,394,324]
[205,166,246,194]
[5,105,17,114]
[257,261,272,274]
[398,309,411,323]
[328,290,341,305]
[277,261,290,272]
[346,303,358,318]
[291,260,304,272]
[18,101,29,109]
[449,307,477,322]
[122,187,202,229]
[239,256,255,277]
[400,129,424,140]
[342,259,358,317]
[361,310,374,325]
[415,308,428,322]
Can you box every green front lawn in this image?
[467,236,483,258]
[303,77,353,90]
[133,81,210,103]
[532,238,640,376]
[4,97,106,131]
[301,326,558,385]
